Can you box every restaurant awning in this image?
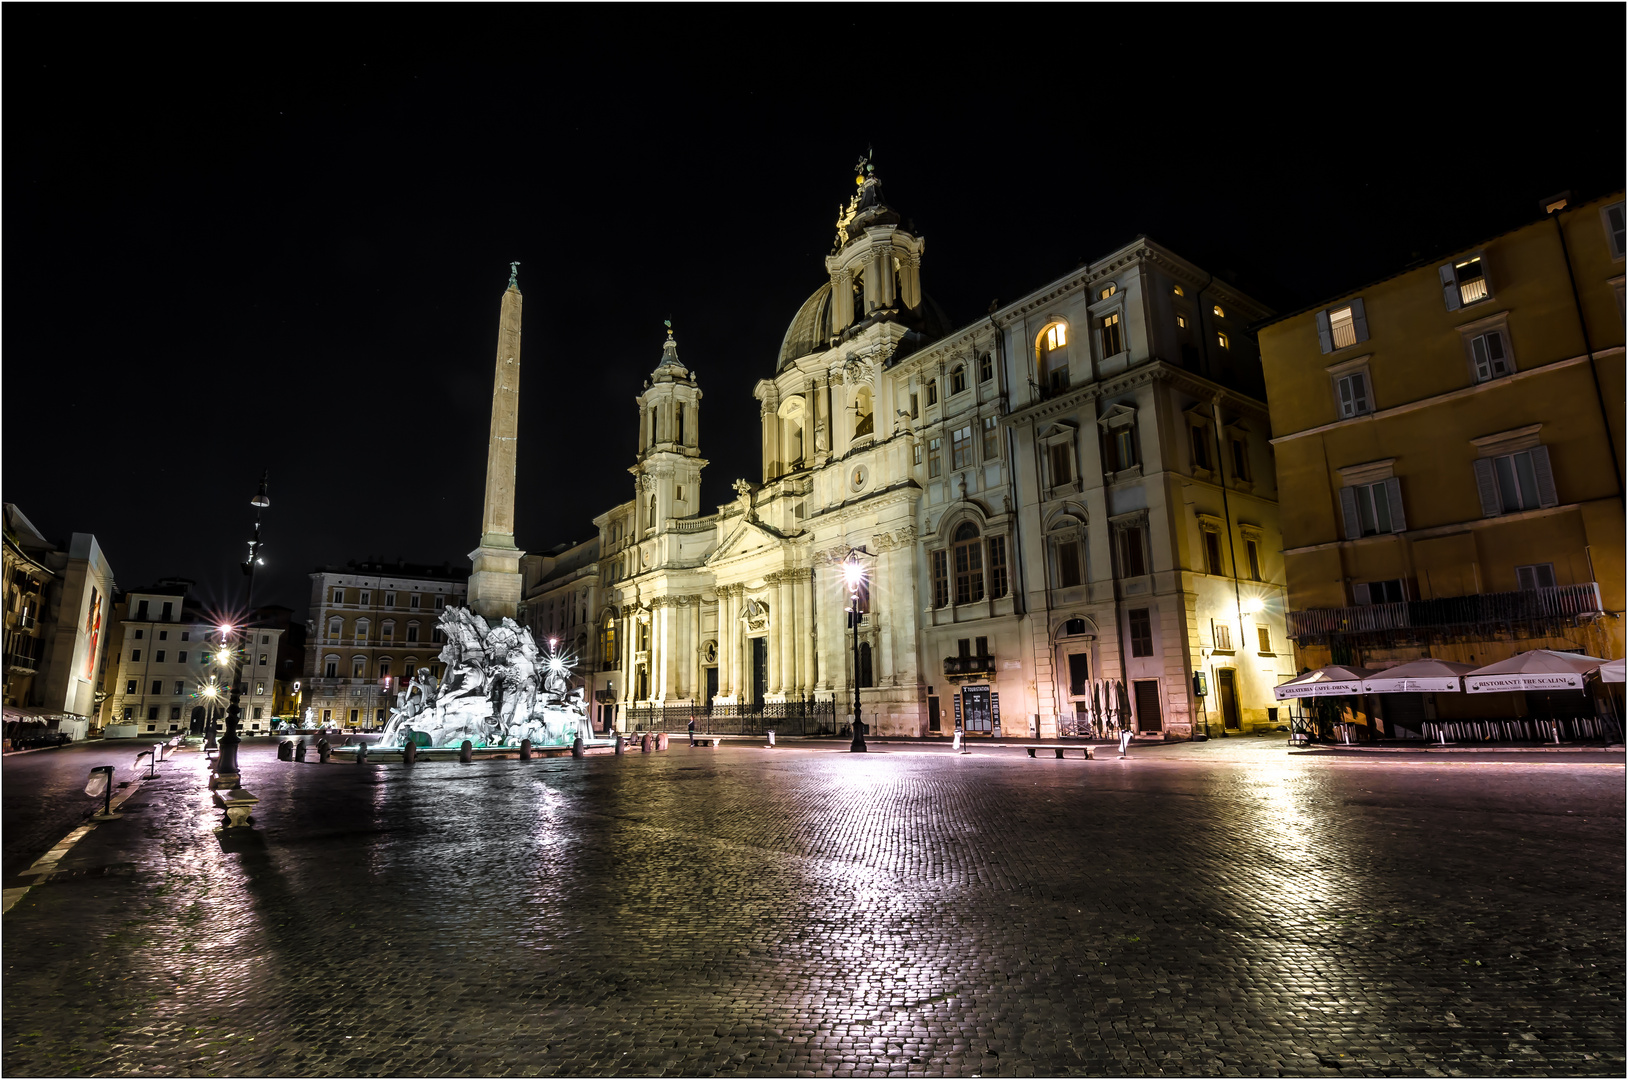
[1272,665,1375,700]
[1596,658,1625,685]
[1463,649,1609,694]
[1361,659,1477,694]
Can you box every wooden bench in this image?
[1021,744,1094,759]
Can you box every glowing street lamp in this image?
[843,549,872,753]
[213,471,270,786]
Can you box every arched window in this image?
[1038,323,1069,391]
[351,655,366,679]
[953,522,985,604]
[323,654,339,678]
[404,657,419,680]
[327,617,342,641]
[649,405,658,445]
[648,494,658,530]
[851,269,866,323]
[853,386,874,438]
[600,617,617,667]
[676,403,685,445]
[381,620,395,642]
[354,619,369,643]
[951,365,967,395]
[1064,617,1088,637]
[379,657,391,681]
[858,642,874,688]
[406,621,419,643]
[637,620,651,652]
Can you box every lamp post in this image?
[843,549,871,753]
[212,472,271,786]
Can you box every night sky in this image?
[7,9,1622,622]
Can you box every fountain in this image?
[332,607,605,759]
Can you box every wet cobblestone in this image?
[2,740,1622,1076]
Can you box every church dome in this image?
[777,282,834,371]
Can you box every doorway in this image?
[705,666,718,711]
[751,637,768,707]
[928,694,941,732]
[1217,668,1240,730]
[963,686,993,735]
[1066,652,1091,728]
[1132,680,1163,733]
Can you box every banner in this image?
[1465,672,1584,694]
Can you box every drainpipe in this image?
[1547,200,1624,506]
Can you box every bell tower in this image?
[630,326,706,537]
[825,154,925,339]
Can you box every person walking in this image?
[1118,723,1133,758]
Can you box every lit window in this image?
[1213,621,1232,651]
[1099,283,1117,300]
[1100,312,1124,356]
[1172,285,1185,297]
[1045,324,1067,349]
[1176,315,1187,329]
[1470,330,1511,382]
[1454,257,1487,305]
[1217,331,1229,350]
[1212,304,1225,318]
[1328,306,1357,349]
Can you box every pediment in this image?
[705,519,789,567]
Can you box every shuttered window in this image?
[1315,299,1369,353]
[1470,330,1511,382]
[1339,478,1407,538]
[1440,255,1491,310]
[1336,371,1371,417]
[1516,563,1557,591]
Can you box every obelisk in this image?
[466,263,526,621]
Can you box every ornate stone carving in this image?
[740,597,770,631]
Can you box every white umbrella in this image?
[1597,658,1626,684]
[1463,649,1610,694]
[1361,659,1476,694]
[1272,664,1375,700]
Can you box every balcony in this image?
[943,654,997,679]
[1287,583,1604,646]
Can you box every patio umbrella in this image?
[1361,659,1476,694]
[1597,658,1626,684]
[1092,680,1103,731]
[1116,680,1133,730]
[1463,649,1609,694]
[1271,664,1375,700]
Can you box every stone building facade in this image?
[539,164,1291,738]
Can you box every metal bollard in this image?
[520,738,532,761]
[459,740,474,763]
[614,734,624,755]
[572,735,584,759]
[403,741,417,765]
[86,765,116,819]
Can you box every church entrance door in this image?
[705,667,718,712]
[751,637,768,709]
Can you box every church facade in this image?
[569,166,1293,739]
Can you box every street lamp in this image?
[843,549,872,753]
[212,471,270,787]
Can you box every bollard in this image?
[295,738,308,762]
[317,738,331,763]
[952,730,961,753]
[459,740,474,763]
[86,765,117,819]
[656,733,668,751]
[403,741,417,765]
[277,740,293,762]
[767,730,776,748]
[357,742,368,765]
[641,733,652,753]
[520,738,532,761]
[614,734,624,756]
[572,735,584,758]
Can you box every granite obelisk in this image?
[466,263,525,621]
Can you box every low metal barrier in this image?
[625,701,837,737]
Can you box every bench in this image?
[688,736,723,747]
[212,787,260,830]
[1021,744,1094,759]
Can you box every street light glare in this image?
[843,561,865,588]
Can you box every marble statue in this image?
[377,607,588,749]
[302,707,316,729]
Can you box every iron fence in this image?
[625,700,838,737]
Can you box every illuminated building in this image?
[303,561,469,728]
[577,161,1289,738]
[1256,191,1625,732]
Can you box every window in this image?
[1492,450,1544,512]
[1057,540,1082,588]
[1246,539,1262,581]
[170,706,182,721]
[1341,480,1405,537]
[648,495,657,529]
[410,593,421,609]
[1213,621,1233,651]
[258,653,268,666]
[134,629,143,640]
[255,682,265,696]
[381,621,394,643]
[979,353,993,382]
[932,549,949,608]
[324,657,338,678]
[355,619,369,642]
[1048,440,1073,485]
[156,650,165,663]
[147,706,159,721]
[1516,563,1557,591]
[982,416,999,459]
[1099,312,1124,357]
[137,601,149,620]
[1099,283,1117,300]
[1336,371,1371,418]
[952,523,985,604]
[181,631,189,641]
[332,588,344,604]
[131,649,141,662]
[360,591,371,605]
[434,595,446,610]
[253,707,264,720]
[1039,323,1069,390]
[125,679,136,694]
[913,444,923,466]
[1045,323,1067,349]
[1216,331,1230,350]
[1470,329,1511,382]
[951,366,967,395]
[328,618,342,640]
[161,602,172,621]
[1176,314,1187,329]
[637,621,651,651]
[177,651,187,662]
[151,679,162,695]
[1354,579,1405,605]
[951,425,973,469]
[1439,254,1493,310]
[1173,285,1186,297]
[1190,424,1210,469]
[1106,427,1138,472]
[1316,300,1369,353]
[406,621,419,643]
[1203,529,1224,575]
[1064,618,1087,636]
[1603,202,1625,260]
[928,437,943,478]
[123,707,133,720]
[432,626,445,644]
[404,662,417,680]
[159,630,168,641]
[353,658,366,679]
[173,681,185,696]
[988,535,1008,599]
[600,622,617,666]
[1212,305,1226,319]
[322,709,332,723]
[1129,608,1153,657]
[1231,438,1249,480]
[1118,526,1147,577]
[676,403,685,444]
[926,380,938,406]
[378,658,391,680]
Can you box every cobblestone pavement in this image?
[3,738,1622,1077]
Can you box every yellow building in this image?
[1258,191,1625,730]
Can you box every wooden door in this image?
[1132,680,1163,733]
[1218,668,1240,729]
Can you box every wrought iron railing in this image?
[943,655,997,677]
[1287,583,1604,645]
[625,700,837,737]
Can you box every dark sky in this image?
[7,8,1622,622]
